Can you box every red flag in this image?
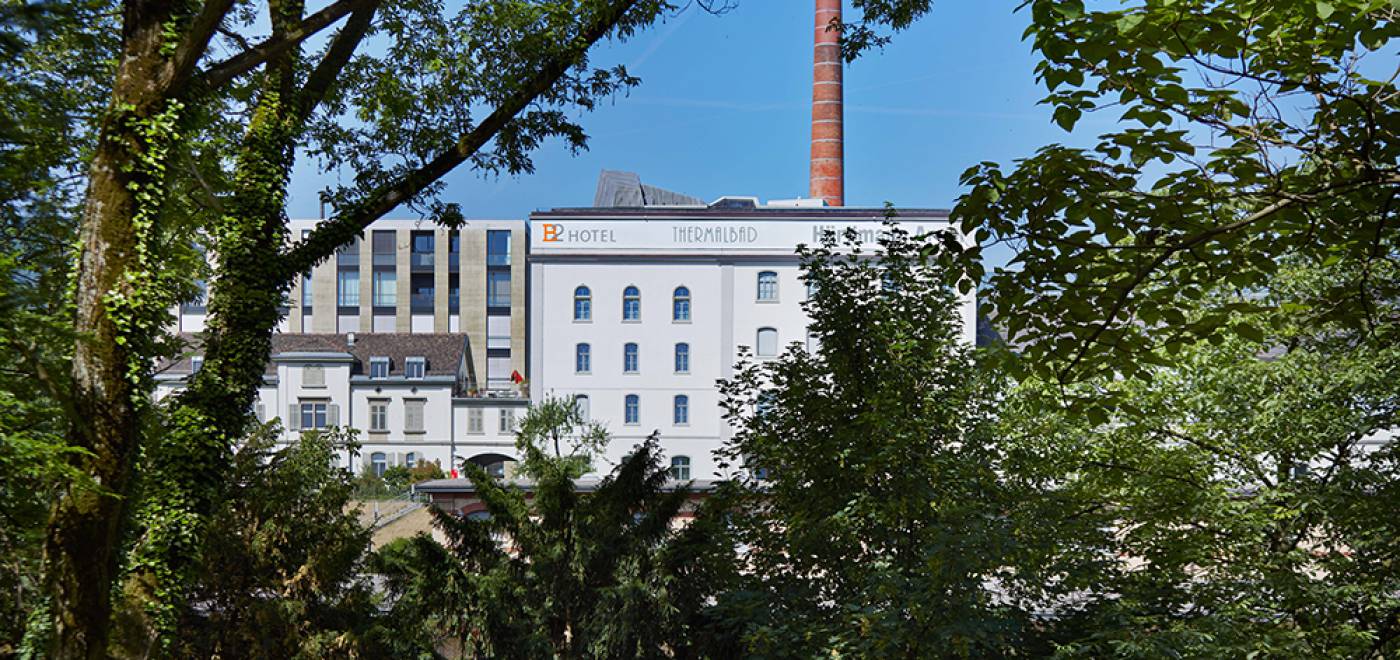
[510,370,524,384]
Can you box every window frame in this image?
[673,394,689,426]
[300,401,329,430]
[405,356,426,380]
[672,285,691,322]
[623,342,639,374]
[575,343,591,374]
[369,356,390,379]
[368,399,389,433]
[370,452,387,477]
[669,455,691,480]
[498,408,515,434]
[622,285,641,321]
[573,285,592,321]
[467,407,484,434]
[756,327,779,358]
[624,394,640,425]
[674,343,690,374]
[757,270,779,302]
[403,398,426,434]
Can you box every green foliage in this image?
[379,404,735,657]
[137,424,394,658]
[950,0,1400,391]
[1003,276,1400,657]
[713,223,1103,656]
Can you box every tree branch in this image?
[294,1,377,125]
[280,0,643,277]
[168,0,238,89]
[196,0,377,90]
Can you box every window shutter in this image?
[328,404,340,427]
[288,404,300,431]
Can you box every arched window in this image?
[370,452,387,477]
[756,327,778,357]
[673,395,689,425]
[405,452,418,468]
[622,285,641,320]
[624,394,640,425]
[575,343,591,373]
[574,394,590,421]
[573,285,591,321]
[624,342,639,373]
[669,455,691,480]
[672,286,691,321]
[674,343,690,373]
[757,271,778,301]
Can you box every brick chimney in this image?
[810,0,844,206]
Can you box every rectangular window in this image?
[404,399,425,433]
[498,409,515,434]
[410,231,434,268]
[369,400,388,432]
[487,271,511,307]
[448,279,460,313]
[624,395,639,425]
[674,344,689,373]
[624,343,639,374]
[757,327,778,357]
[448,233,460,270]
[467,408,484,434]
[405,357,425,379]
[674,396,690,425]
[757,271,778,302]
[303,365,325,388]
[369,357,389,379]
[486,230,511,266]
[190,356,204,375]
[373,270,396,306]
[372,230,396,266]
[487,315,511,350]
[300,401,329,429]
[337,270,360,307]
[302,273,314,307]
[410,273,434,312]
[336,236,360,265]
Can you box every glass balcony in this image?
[410,252,434,269]
[410,292,434,312]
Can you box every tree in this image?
[996,265,1400,657]
[378,398,736,658]
[712,223,1108,656]
[120,424,394,658]
[837,0,1397,401]
[28,0,725,654]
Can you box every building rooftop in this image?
[160,333,476,389]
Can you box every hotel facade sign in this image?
[532,218,955,254]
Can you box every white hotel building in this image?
[528,200,974,480]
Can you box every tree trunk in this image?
[46,2,181,656]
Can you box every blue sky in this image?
[287,2,1082,223]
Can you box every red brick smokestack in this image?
[810,0,844,206]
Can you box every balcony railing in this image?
[410,292,434,311]
[410,252,434,269]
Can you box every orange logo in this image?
[542,223,562,242]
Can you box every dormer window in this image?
[405,356,425,379]
[369,356,389,379]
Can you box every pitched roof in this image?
[161,333,469,379]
